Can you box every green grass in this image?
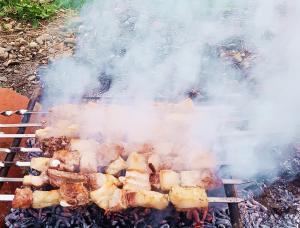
[0,0,88,26]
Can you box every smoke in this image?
[40,0,300,178]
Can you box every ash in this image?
[239,148,300,227]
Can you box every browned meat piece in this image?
[51,150,80,172]
[12,188,33,208]
[59,183,89,206]
[47,169,87,187]
[36,136,71,157]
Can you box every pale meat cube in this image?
[90,184,117,210]
[169,186,208,209]
[36,124,79,139]
[30,157,50,172]
[126,190,169,210]
[86,173,121,191]
[159,170,180,191]
[126,152,148,172]
[97,143,124,166]
[23,174,49,187]
[108,188,127,211]
[147,153,160,173]
[51,150,80,172]
[70,139,99,172]
[180,171,201,187]
[12,188,33,209]
[105,156,127,176]
[122,171,151,191]
[32,190,60,209]
[59,182,89,206]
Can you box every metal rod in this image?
[0,161,30,167]
[0,147,42,153]
[0,110,49,116]
[0,174,248,186]
[224,181,243,228]
[0,194,243,203]
[0,123,43,128]
[0,134,36,138]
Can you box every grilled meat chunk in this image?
[126,190,168,210]
[86,173,121,191]
[159,170,180,191]
[23,174,49,187]
[59,183,89,206]
[30,157,50,172]
[12,188,33,209]
[51,150,80,172]
[105,156,127,176]
[90,184,126,211]
[169,186,208,209]
[126,152,148,172]
[121,171,151,191]
[36,135,72,157]
[32,190,60,209]
[47,169,87,187]
[70,139,99,173]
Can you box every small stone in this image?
[16,38,27,46]
[29,42,38,48]
[20,46,26,52]
[8,54,16,59]
[64,37,76,45]
[0,47,9,59]
[28,75,36,81]
[49,48,55,54]
[0,76,8,82]
[4,46,13,52]
[3,59,19,67]
[25,57,30,61]
[36,34,51,44]
[14,70,20,74]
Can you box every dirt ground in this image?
[0,10,78,98]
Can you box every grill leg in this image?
[224,183,243,228]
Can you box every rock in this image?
[0,47,9,59]
[4,46,13,52]
[29,42,38,48]
[3,23,13,31]
[0,76,8,82]
[14,70,20,74]
[16,38,27,46]
[28,75,36,81]
[3,59,19,67]
[64,37,76,45]
[8,54,16,59]
[36,34,51,44]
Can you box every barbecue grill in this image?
[0,90,246,228]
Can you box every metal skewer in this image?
[0,123,43,128]
[0,161,30,167]
[0,194,244,203]
[0,148,42,153]
[0,110,49,116]
[0,134,36,138]
[0,175,249,185]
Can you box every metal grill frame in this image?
[0,93,243,228]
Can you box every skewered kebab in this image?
[8,186,243,210]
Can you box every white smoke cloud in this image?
[41,0,300,178]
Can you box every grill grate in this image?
[0,94,243,228]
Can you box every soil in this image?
[0,9,77,98]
